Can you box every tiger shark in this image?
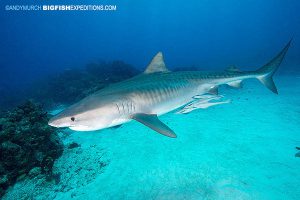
[48,40,291,138]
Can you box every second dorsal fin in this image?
[144,52,169,74]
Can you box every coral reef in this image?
[28,60,140,108]
[0,60,140,111]
[68,142,80,149]
[0,101,63,197]
[2,145,109,200]
[85,60,139,82]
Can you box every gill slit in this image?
[116,103,120,114]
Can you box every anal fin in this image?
[208,86,218,95]
[131,113,177,138]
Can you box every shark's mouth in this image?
[69,125,95,131]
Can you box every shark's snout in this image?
[48,117,59,127]
[48,116,69,128]
[49,115,96,131]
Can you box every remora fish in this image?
[48,41,291,138]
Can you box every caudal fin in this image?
[256,39,292,94]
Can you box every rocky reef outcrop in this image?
[28,60,140,108]
[0,60,140,111]
[0,101,63,197]
[2,144,109,200]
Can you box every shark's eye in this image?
[71,117,75,122]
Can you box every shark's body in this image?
[49,41,291,137]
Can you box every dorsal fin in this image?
[225,65,241,72]
[144,52,169,74]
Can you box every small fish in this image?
[49,40,291,138]
[176,95,230,114]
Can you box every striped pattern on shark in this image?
[48,40,291,138]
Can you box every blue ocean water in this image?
[1,0,300,199]
[1,0,300,86]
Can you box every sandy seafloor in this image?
[3,74,300,200]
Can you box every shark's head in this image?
[48,97,120,131]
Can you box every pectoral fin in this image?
[131,113,177,138]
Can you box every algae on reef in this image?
[0,101,63,197]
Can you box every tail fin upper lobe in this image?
[256,39,292,94]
